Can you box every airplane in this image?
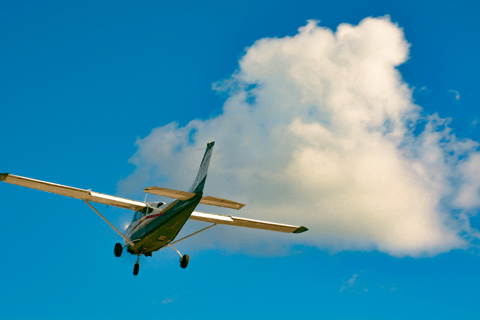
[0,141,307,276]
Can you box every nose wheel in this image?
[127,246,190,275]
[133,256,140,276]
[133,263,140,276]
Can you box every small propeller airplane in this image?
[0,141,307,275]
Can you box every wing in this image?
[144,186,245,210]
[190,211,308,233]
[0,173,146,211]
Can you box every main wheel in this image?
[180,254,190,269]
[114,243,123,257]
[133,263,140,276]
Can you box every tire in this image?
[114,243,123,257]
[180,254,190,269]
[133,263,140,276]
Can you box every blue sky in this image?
[1,1,480,319]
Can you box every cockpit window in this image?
[141,207,153,216]
[157,202,166,208]
[133,207,153,222]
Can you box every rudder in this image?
[188,141,215,194]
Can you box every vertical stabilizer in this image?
[188,141,215,194]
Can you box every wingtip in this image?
[0,173,8,182]
[235,203,246,210]
[293,226,308,234]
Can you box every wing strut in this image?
[164,223,217,258]
[170,223,217,246]
[84,200,135,246]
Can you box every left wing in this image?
[190,211,308,233]
[0,173,146,211]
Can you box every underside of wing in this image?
[190,211,308,233]
[0,173,146,211]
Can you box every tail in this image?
[188,141,215,194]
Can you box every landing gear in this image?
[180,255,190,269]
[133,263,140,276]
[114,243,123,257]
[133,256,140,276]
[167,244,190,269]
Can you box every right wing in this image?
[0,173,146,211]
[190,211,308,234]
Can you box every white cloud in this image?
[449,90,460,100]
[340,273,359,292]
[161,295,178,304]
[119,16,480,257]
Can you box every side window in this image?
[133,211,141,221]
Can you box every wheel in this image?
[180,254,190,269]
[133,263,140,276]
[114,243,123,257]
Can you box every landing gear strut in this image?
[114,243,123,257]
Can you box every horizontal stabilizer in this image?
[143,187,196,201]
[190,211,308,234]
[199,196,245,210]
[0,173,146,211]
[144,187,245,210]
